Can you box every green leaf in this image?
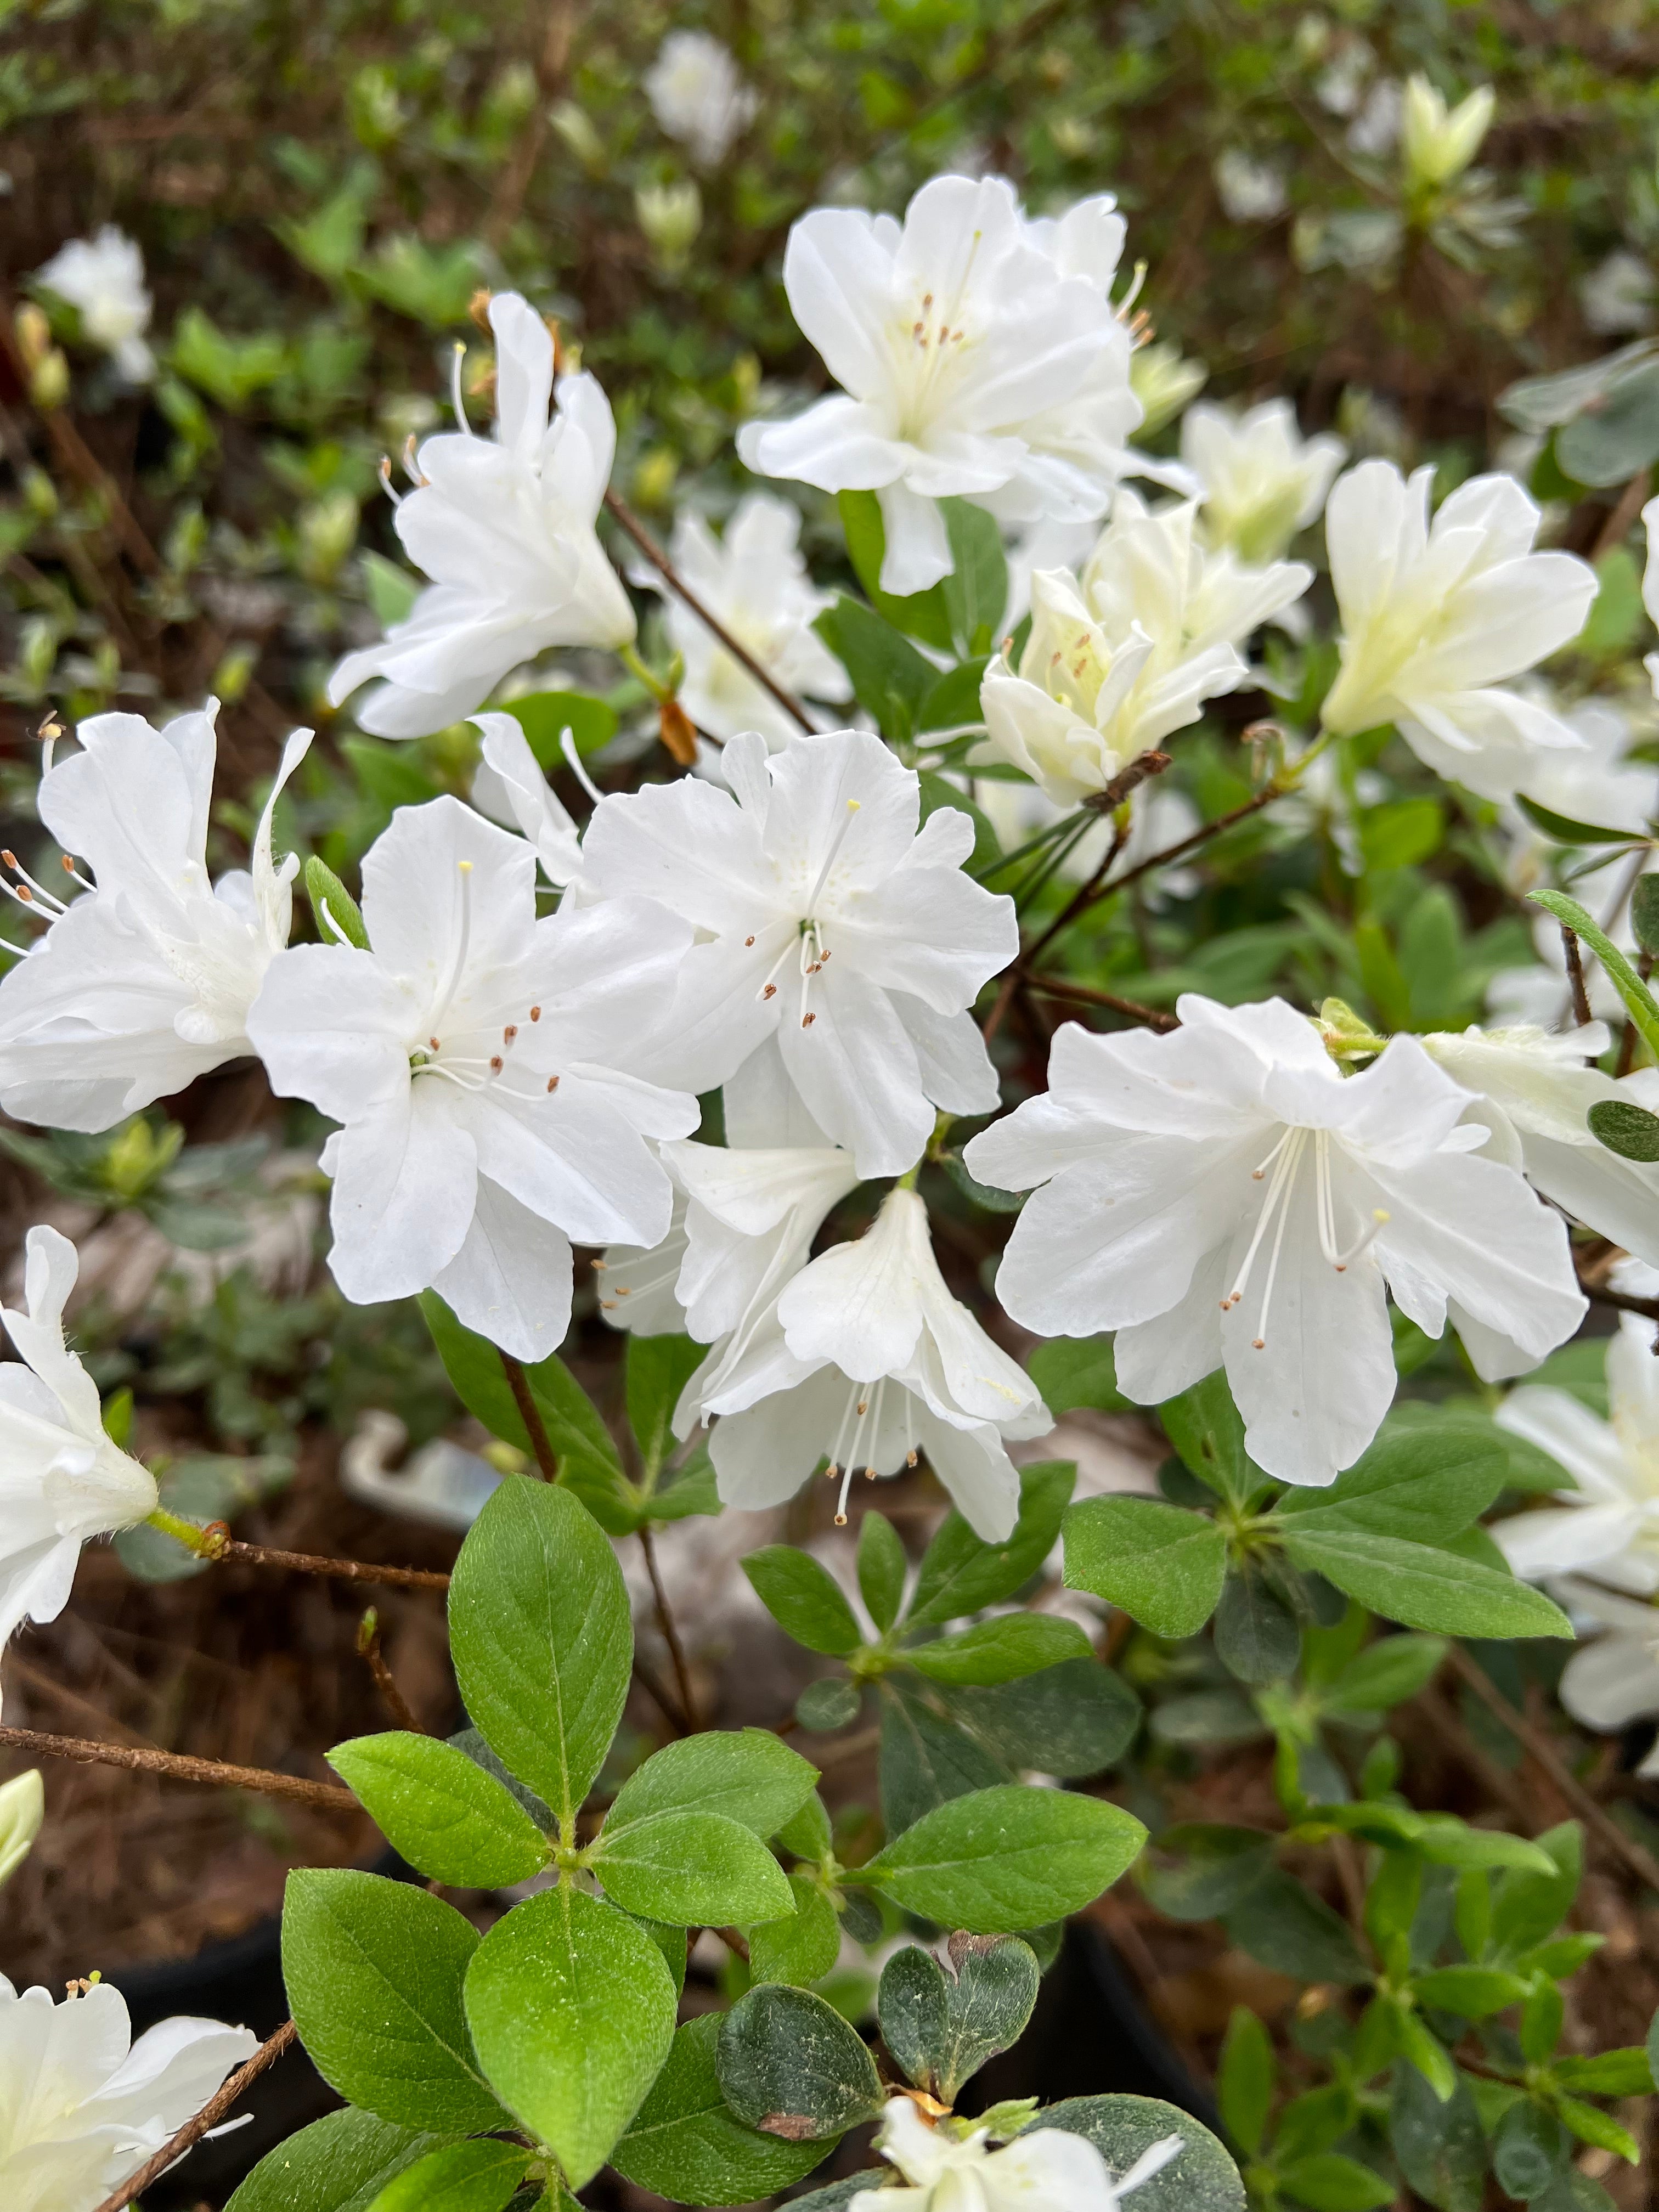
[1555,2096,1640,2164]
[1322,1634,1447,1714]
[1063,1496,1226,1638]
[1414,1818,1558,1876]
[717,1982,884,2140]
[815,596,936,740]
[365,2141,532,2212]
[868,1784,1147,1932]
[742,1548,862,1655]
[612,2013,830,2205]
[918,770,1001,877]
[1278,2153,1395,2211]
[1413,1966,1530,2018]
[1027,1335,1132,1415]
[1273,1423,1506,1543]
[503,688,619,763]
[343,737,441,811]
[626,1332,707,1481]
[797,1677,862,1733]
[1587,1098,1659,1163]
[878,1934,1040,2102]
[907,1614,1094,1686]
[1274,2086,1355,2165]
[1557,360,1659,485]
[1389,2062,1487,2212]
[750,1873,843,1987]
[326,1733,548,1888]
[225,2110,447,2212]
[304,855,369,948]
[1218,2005,1275,2155]
[463,1883,677,2188]
[1494,1822,1582,1953]
[941,1657,1140,1778]
[1222,1867,1369,1984]
[780,1792,834,1865]
[1492,2101,1573,2199]
[1139,1824,1276,1922]
[1515,794,1646,848]
[1554,2047,1655,2096]
[448,1475,633,1831]
[594,1807,797,1926]
[610,1730,820,1838]
[1532,889,1659,1064]
[940,497,1008,653]
[1213,1567,1301,1684]
[1632,874,1659,957]
[910,1462,1077,1625]
[836,490,955,650]
[647,1444,722,1522]
[1160,1372,1265,1508]
[281,1870,509,2132]
[1278,1528,1572,1638]
[1040,2097,1246,2212]
[857,1512,908,1633]
[880,1680,1009,1833]
[360,549,419,628]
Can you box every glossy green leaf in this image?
[909,1462,1076,1625]
[612,2013,830,2205]
[868,1784,1146,1932]
[749,1872,843,1987]
[857,1511,908,1633]
[364,2140,531,2212]
[225,2110,447,2212]
[907,1613,1093,1685]
[594,1806,796,1926]
[742,1547,862,1655]
[1040,2097,1246,2212]
[1277,1527,1572,1638]
[326,1732,549,1888]
[1063,1496,1226,1638]
[716,1982,884,2140]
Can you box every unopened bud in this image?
[29,347,69,411]
[551,100,607,174]
[635,180,703,271]
[14,302,50,371]
[1401,73,1494,198]
[659,697,700,767]
[1129,339,1206,436]
[0,1771,43,1889]
[467,287,495,333]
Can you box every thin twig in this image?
[210,1534,450,1592]
[1103,781,1284,898]
[603,490,815,734]
[1443,1646,1659,1894]
[633,1652,690,1735]
[499,1351,559,1480]
[1562,924,1594,1027]
[1024,976,1180,1031]
[0,1724,358,1810]
[1589,467,1653,565]
[357,1609,423,1734]
[91,2020,298,2212]
[639,1523,699,1731]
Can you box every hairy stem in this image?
[145,1513,453,1592]
[0,1723,358,1810]
[639,1522,700,1732]
[500,1350,560,1481]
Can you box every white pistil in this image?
[450,342,472,435]
[427,859,474,1033]
[804,797,862,913]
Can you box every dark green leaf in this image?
[1322,1635,1447,1714]
[1272,1423,1506,1543]
[1557,361,1659,485]
[1213,1568,1300,1684]
[907,1614,1093,1686]
[1222,1868,1369,1984]
[326,1732,548,1888]
[911,1462,1077,1625]
[750,1874,843,1988]
[1040,2097,1246,2212]
[815,596,936,740]
[1413,1966,1529,2018]
[1063,1496,1226,1638]
[743,1547,862,1655]
[612,2013,830,2204]
[1389,2061,1487,2212]
[1632,875,1659,957]
[868,1784,1146,1932]
[1277,2153,1395,2210]
[798,1678,862,1733]
[941,1657,1139,1779]
[1139,1824,1275,1921]
[940,497,1008,653]
[879,1934,1040,2102]
[1515,795,1648,848]
[1160,1372,1265,1508]
[1494,1822,1582,1954]
[1492,2102,1573,2200]
[1218,2006,1274,2155]
[880,1680,1009,1833]
[627,1333,707,1480]
[225,2111,447,2212]
[1587,1099,1659,1163]
[716,1983,884,2140]
[836,490,955,650]
[1278,1528,1572,1638]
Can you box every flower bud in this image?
[297,489,360,587]
[13,302,50,370]
[659,696,700,766]
[1400,73,1493,195]
[635,180,703,272]
[29,346,70,411]
[1129,340,1206,436]
[551,99,607,174]
[0,1770,43,1889]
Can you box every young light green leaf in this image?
[612,2013,831,2205]
[857,1511,908,1633]
[1277,1528,1572,1638]
[868,1784,1146,1931]
[225,2110,447,2212]
[364,2140,531,2212]
[594,1807,797,1926]
[906,1614,1093,1686]
[463,1883,678,2188]
[608,1728,819,1838]
[742,1547,862,1655]
[909,1462,1076,1626]
[304,856,369,949]
[716,1982,884,2140]
[326,1732,548,1889]
[448,1475,633,1830]
[749,1873,843,1988]
[1063,1496,1226,1638]
[281,1870,509,2132]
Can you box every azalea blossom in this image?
[0,1226,158,1646]
[1538,1580,1659,1769]
[977,492,1310,809]
[632,494,851,748]
[1494,1312,1659,1595]
[579,730,1015,1175]
[1319,462,1598,800]
[1422,1022,1659,1266]
[247,797,697,1358]
[1642,494,1659,700]
[1181,399,1346,564]
[849,2095,1183,2212]
[35,227,153,381]
[328,292,635,740]
[467,712,583,886]
[0,704,311,1133]
[1400,73,1494,194]
[0,1974,257,2212]
[684,1186,1050,1540]
[643,31,758,168]
[737,174,1138,595]
[966,996,1585,1487]
[0,1771,43,1889]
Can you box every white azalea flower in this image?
[737,174,1137,595]
[1641,494,1659,701]
[632,494,851,748]
[966,996,1585,1487]
[644,31,758,168]
[35,227,153,381]
[247,797,697,1358]
[976,492,1310,809]
[850,2095,1183,2212]
[1400,74,1494,193]
[1541,1581,1659,1766]
[1214,150,1287,223]
[467,712,583,886]
[0,1771,43,1888]
[328,293,635,740]
[1495,1316,1659,1594]
[0,1226,158,1646]
[1422,1022,1659,1265]
[579,730,1015,1175]
[0,1974,256,2212]
[1319,461,1598,800]
[1181,399,1346,564]
[685,1186,1049,1540]
[1581,250,1655,338]
[0,704,310,1133]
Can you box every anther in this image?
[857,1400,868,1417]
[429,1037,440,1050]
[834,1511,849,1526]
[529,1005,541,1021]
[744,935,755,947]
[905,1450,918,1468]
[489,1055,503,1073]
[546,1075,560,1093]
[503,1025,517,1043]
[763,984,776,1000]
[378,455,403,505]
[802,1011,816,1026]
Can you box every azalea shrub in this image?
[11,6,1659,2212]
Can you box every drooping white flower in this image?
[35,228,153,381]
[632,495,851,749]
[467,713,583,886]
[966,996,1585,1487]
[0,1226,158,1646]
[1213,150,1287,224]
[644,31,758,168]
[579,730,1015,1175]
[1181,399,1346,564]
[247,797,697,1358]
[1494,1314,1659,1594]
[0,1771,43,1888]
[0,1974,257,2212]
[976,492,1310,809]
[1400,74,1494,193]
[1319,461,1598,800]
[850,2095,1183,2212]
[0,704,311,1133]
[737,175,1138,595]
[1421,1022,1659,1266]
[685,1186,1049,1540]
[328,294,635,740]
[1581,250,1655,338]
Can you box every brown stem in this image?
[357,1610,423,1734]
[1443,1646,1659,1894]
[1024,976,1180,1031]
[639,1523,699,1731]
[1103,781,1284,897]
[1562,924,1594,1028]
[209,1533,450,1592]
[1617,949,1655,1077]
[91,2019,298,2212]
[603,490,815,735]
[1589,467,1653,565]
[0,1724,357,1810]
[633,1652,690,1735]
[1412,1684,1536,1827]
[500,1351,559,1481]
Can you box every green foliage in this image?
[878,1935,1041,2102]
[227,2109,449,2212]
[866,1784,1146,1931]
[612,2015,828,2204]
[715,1984,884,2140]
[325,1733,549,1888]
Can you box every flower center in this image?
[891,241,984,441]
[823,1375,918,1524]
[1220,1127,1390,1348]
